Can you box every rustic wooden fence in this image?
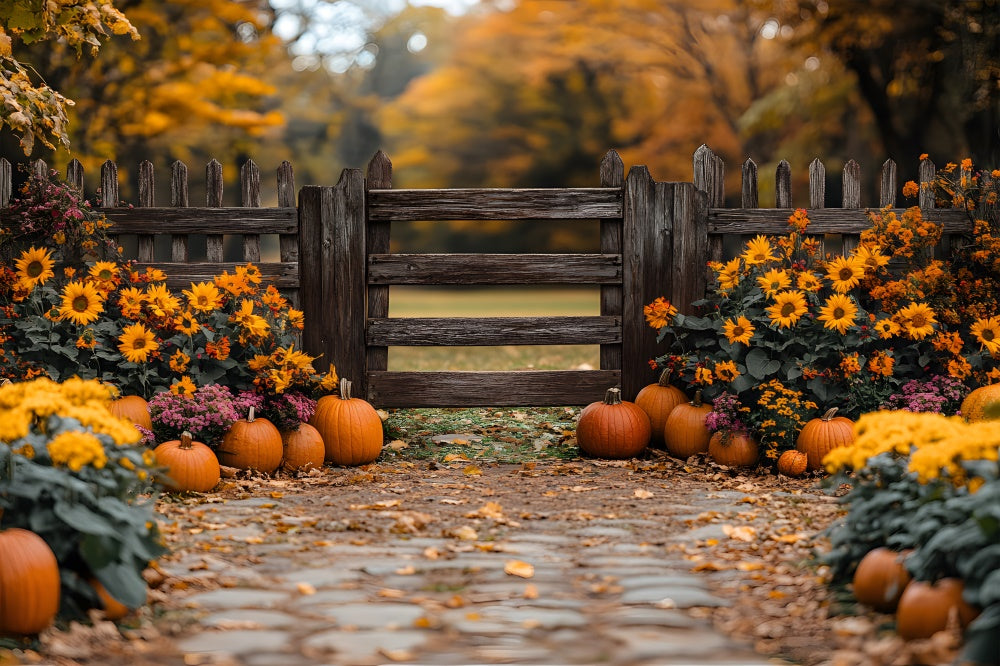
[0,146,973,407]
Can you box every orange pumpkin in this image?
[634,369,687,448]
[576,387,651,459]
[896,578,980,640]
[663,390,712,459]
[777,450,808,477]
[960,384,1000,421]
[90,579,130,621]
[218,406,283,473]
[0,528,60,634]
[310,378,383,466]
[852,548,912,612]
[153,431,220,492]
[796,407,854,471]
[708,431,758,468]
[281,423,326,472]
[109,395,152,432]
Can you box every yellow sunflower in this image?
[183,281,222,313]
[756,269,791,296]
[796,272,822,292]
[145,283,181,318]
[715,257,742,292]
[873,318,900,339]
[88,261,120,284]
[117,323,159,363]
[59,281,105,325]
[117,287,145,319]
[741,235,778,266]
[970,317,1000,355]
[15,246,56,288]
[722,316,755,345]
[895,302,937,340]
[825,255,866,293]
[766,290,808,328]
[714,360,740,382]
[817,294,858,335]
[854,245,891,272]
[174,311,201,336]
[170,376,197,397]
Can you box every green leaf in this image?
[53,501,119,537]
[92,561,147,609]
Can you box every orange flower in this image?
[205,336,231,361]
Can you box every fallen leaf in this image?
[466,501,504,520]
[388,439,409,451]
[377,588,407,598]
[737,561,766,571]
[633,489,654,499]
[378,648,414,662]
[442,454,469,463]
[504,559,535,578]
[269,492,284,499]
[296,582,316,595]
[394,565,417,575]
[773,533,809,544]
[523,583,539,599]
[449,525,478,541]
[463,464,482,476]
[722,524,757,542]
[423,546,441,560]
[691,561,725,572]
[376,409,390,421]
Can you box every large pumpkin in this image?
[634,369,686,448]
[310,378,383,466]
[708,431,758,468]
[281,423,326,472]
[217,407,283,473]
[663,390,712,459]
[796,407,854,471]
[852,547,912,612]
[153,431,220,492]
[0,528,60,634]
[576,387,651,459]
[109,395,152,432]
[960,383,1000,421]
[896,578,980,640]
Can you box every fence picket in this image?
[919,158,936,210]
[880,159,897,208]
[206,159,224,262]
[741,158,758,208]
[137,160,155,262]
[366,150,392,375]
[32,159,48,181]
[0,158,10,207]
[841,159,862,255]
[66,159,83,192]
[171,161,189,262]
[775,160,792,208]
[241,159,261,262]
[277,161,298,306]
[600,149,624,374]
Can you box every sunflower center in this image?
[99,270,112,280]
[911,314,928,327]
[72,296,90,311]
[833,307,846,319]
[753,253,766,261]
[27,261,43,278]
[780,303,796,317]
[838,267,855,281]
[732,326,745,337]
[132,339,147,350]
[983,329,995,342]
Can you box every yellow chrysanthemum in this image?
[895,302,937,340]
[722,316,755,345]
[59,281,105,325]
[825,255,866,293]
[741,235,778,266]
[117,323,159,363]
[756,269,791,296]
[817,294,858,335]
[15,246,55,288]
[47,431,107,472]
[970,317,1000,355]
[766,290,808,328]
[183,281,222,313]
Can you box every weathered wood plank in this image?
[708,208,969,234]
[331,169,367,392]
[66,159,84,192]
[367,316,621,346]
[880,159,897,208]
[741,158,758,208]
[841,159,862,255]
[206,159,224,263]
[775,160,792,208]
[697,146,725,280]
[366,150,392,375]
[0,158,11,207]
[170,161,189,262]
[367,370,621,407]
[809,158,826,209]
[32,159,48,181]
[100,160,119,207]
[131,262,298,288]
[277,161,297,262]
[103,207,297,234]
[137,160,155,262]
[599,149,624,374]
[368,253,622,285]
[241,159,261,262]
[298,186,328,371]
[919,158,936,210]
[367,188,622,221]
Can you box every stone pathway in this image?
[150,462,800,665]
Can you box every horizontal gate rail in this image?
[368,253,622,284]
[367,316,622,346]
[367,187,623,220]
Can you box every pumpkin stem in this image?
[180,431,193,449]
[339,378,352,401]
[691,390,703,407]
[657,368,673,387]
[603,387,623,405]
[821,407,839,421]
[248,406,256,423]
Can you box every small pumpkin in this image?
[109,394,152,432]
[960,383,1000,421]
[634,369,687,448]
[796,407,855,471]
[0,528,60,634]
[663,390,712,459]
[218,406,283,473]
[777,450,808,477]
[708,430,758,468]
[852,547,912,612]
[310,378,383,466]
[576,387,651,459]
[90,579,129,621]
[153,431,220,492]
[281,423,326,472]
[896,578,980,640]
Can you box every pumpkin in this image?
[153,431,220,492]
[777,450,808,477]
[109,395,152,431]
[896,578,980,640]
[310,378,383,466]
[217,406,283,473]
[0,528,60,634]
[634,369,687,448]
[663,390,712,459]
[90,579,129,621]
[281,423,326,472]
[852,548,912,612]
[708,431,758,468]
[960,383,1000,421]
[796,407,855,472]
[576,387,651,459]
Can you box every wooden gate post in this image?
[298,169,367,392]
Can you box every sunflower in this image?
[854,245,891,272]
[796,271,822,292]
[756,269,790,296]
[88,261,120,284]
[970,317,1000,355]
[741,235,778,266]
[170,376,197,397]
[895,302,937,340]
[723,316,755,345]
[643,297,677,329]
[714,360,740,382]
[825,255,866,293]
[873,318,900,339]
[15,247,55,288]
[145,283,181,317]
[183,281,221,313]
[117,323,159,363]
[117,287,145,319]
[59,281,105,325]
[714,257,742,292]
[174,311,201,335]
[817,294,858,335]
[766,290,808,328]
